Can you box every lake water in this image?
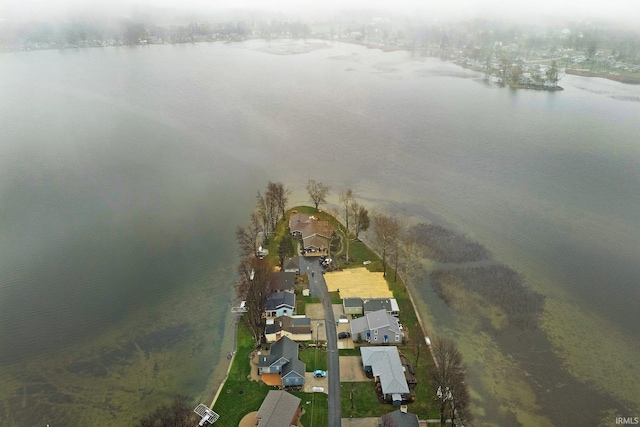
[1,40,638,426]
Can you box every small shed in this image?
[343,297,363,315]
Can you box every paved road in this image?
[302,256,341,427]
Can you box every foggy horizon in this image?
[2,0,640,28]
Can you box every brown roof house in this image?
[289,212,332,255]
[256,390,301,427]
[265,316,312,343]
[289,212,311,236]
[301,218,331,256]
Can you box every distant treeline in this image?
[411,223,491,263]
[1,18,311,50]
[430,265,545,329]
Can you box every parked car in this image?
[311,386,325,393]
[313,370,327,378]
[338,332,351,339]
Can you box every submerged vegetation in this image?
[410,223,490,263]
[430,265,545,329]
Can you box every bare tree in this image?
[372,214,400,277]
[352,203,370,240]
[431,337,471,427]
[235,256,272,347]
[256,190,276,239]
[236,211,263,259]
[268,181,289,221]
[306,179,330,210]
[257,182,289,237]
[339,189,354,263]
[449,376,471,427]
[398,231,424,287]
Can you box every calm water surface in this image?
[1,40,638,426]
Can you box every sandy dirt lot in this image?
[305,303,327,342]
[334,304,354,349]
[339,356,371,382]
[303,372,329,393]
[324,268,393,299]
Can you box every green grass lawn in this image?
[299,347,328,371]
[341,382,394,418]
[338,348,361,356]
[212,323,271,427]
[292,391,329,427]
[329,291,342,304]
[340,239,382,269]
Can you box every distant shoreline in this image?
[340,39,640,87]
[565,68,640,84]
[7,37,640,87]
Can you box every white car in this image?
[312,386,325,393]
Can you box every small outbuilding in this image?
[343,297,364,315]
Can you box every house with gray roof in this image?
[258,336,306,387]
[380,408,420,427]
[350,309,403,344]
[361,346,410,405]
[283,256,300,274]
[363,298,399,317]
[269,271,297,293]
[256,390,301,427]
[265,291,295,318]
